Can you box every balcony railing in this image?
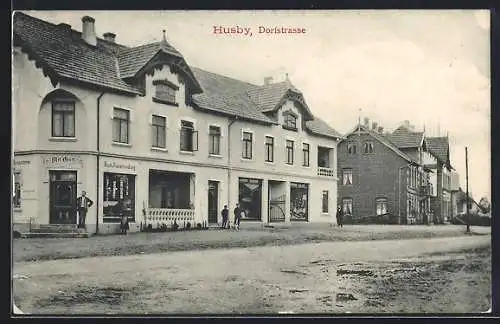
[317,167,335,177]
[144,208,195,225]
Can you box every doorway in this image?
[208,181,219,224]
[49,170,77,224]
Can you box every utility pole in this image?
[465,147,470,233]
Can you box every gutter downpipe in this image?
[96,92,105,235]
[227,116,238,209]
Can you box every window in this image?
[209,126,221,155]
[153,79,179,106]
[342,169,353,185]
[52,101,75,137]
[180,120,198,152]
[342,198,353,215]
[242,132,253,159]
[347,142,357,155]
[286,140,294,164]
[322,190,329,213]
[363,141,374,154]
[151,115,166,148]
[376,198,388,216]
[103,172,136,223]
[112,108,130,144]
[265,136,274,162]
[302,143,310,166]
[283,114,297,130]
[13,170,21,208]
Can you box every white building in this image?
[12,12,342,235]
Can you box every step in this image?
[39,224,79,230]
[21,232,91,238]
[30,227,87,234]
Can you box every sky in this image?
[22,10,491,201]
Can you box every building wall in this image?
[337,132,409,223]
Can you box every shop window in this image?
[290,182,309,221]
[103,172,136,223]
[238,178,262,221]
[13,170,22,208]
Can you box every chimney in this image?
[81,16,97,46]
[58,23,72,31]
[103,32,116,43]
[264,77,273,86]
[372,122,378,130]
[403,120,410,129]
[378,126,384,133]
[364,117,370,126]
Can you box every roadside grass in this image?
[13,225,484,263]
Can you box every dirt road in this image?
[13,235,491,314]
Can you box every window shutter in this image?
[129,109,134,122]
[193,130,199,151]
[110,107,115,119]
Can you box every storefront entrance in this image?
[290,182,309,221]
[208,181,219,224]
[238,177,262,221]
[49,170,77,224]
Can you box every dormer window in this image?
[153,79,179,107]
[282,111,298,131]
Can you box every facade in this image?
[424,136,454,223]
[336,119,432,225]
[12,12,341,234]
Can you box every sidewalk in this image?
[13,224,490,263]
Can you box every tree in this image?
[478,197,491,214]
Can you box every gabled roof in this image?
[341,124,417,163]
[385,125,425,149]
[426,136,453,169]
[13,12,341,138]
[13,11,141,95]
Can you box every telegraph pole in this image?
[465,147,470,233]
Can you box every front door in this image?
[49,170,77,224]
[208,181,219,224]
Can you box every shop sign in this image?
[42,155,84,168]
[103,161,136,171]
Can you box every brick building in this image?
[12,12,342,235]
[337,119,433,224]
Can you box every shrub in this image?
[186,222,191,230]
[13,230,21,239]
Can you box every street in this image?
[13,234,491,314]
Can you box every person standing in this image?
[76,190,93,229]
[221,205,229,229]
[234,203,241,231]
[336,205,344,228]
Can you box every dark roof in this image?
[426,136,452,169]
[117,41,183,78]
[342,124,416,163]
[385,126,424,148]
[13,11,141,94]
[13,12,341,138]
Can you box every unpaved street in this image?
[13,235,491,314]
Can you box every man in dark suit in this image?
[76,190,93,228]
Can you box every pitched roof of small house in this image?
[13,11,341,139]
[425,136,453,169]
[341,124,417,163]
